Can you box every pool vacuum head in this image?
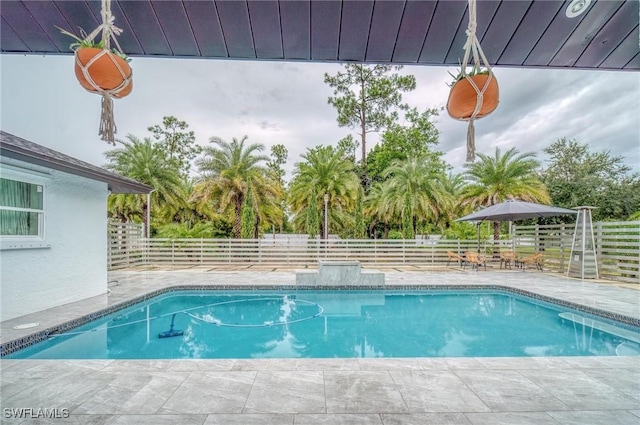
[158,313,184,338]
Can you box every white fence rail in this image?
[513,222,639,284]
[108,222,144,270]
[108,221,640,284]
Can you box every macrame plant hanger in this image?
[60,0,132,145]
[455,0,497,162]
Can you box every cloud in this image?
[1,55,638,179]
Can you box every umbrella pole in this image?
[509,221,514,251]
[477,222,481,252]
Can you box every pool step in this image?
[559,312,640,344]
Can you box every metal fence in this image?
[108,221,640,284]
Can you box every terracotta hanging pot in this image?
[447,74,499,120]
[74,47,133,98]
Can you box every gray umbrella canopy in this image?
[455,200,577,222]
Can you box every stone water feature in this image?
[295,260,385,286]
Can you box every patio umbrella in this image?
[455,200,577,222]
[455,200,577,252]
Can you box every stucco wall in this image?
[1,162,108,321]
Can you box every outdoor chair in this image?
[520,252,543,271]
[499,251,516,269]
[464,251,487,271]
[446,251,465,267]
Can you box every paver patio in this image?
[1,269,639,424]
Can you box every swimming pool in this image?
[7,289,640,359]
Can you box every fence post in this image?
[430,242,434,264]
[258,238,262,264]
[596,222,603,261]
[172,240,175,265]
[374,240,377,264]
[559,224,565,273]
[228,239,231,263]
[126,233,131,267]
[403,239,406,264]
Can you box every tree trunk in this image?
[360,77,367,166]
[233,199,242,238]
[142,200,149,238]
[493,220,500,258]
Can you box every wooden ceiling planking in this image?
[247,1,283,59]
[392,0,436,63]
[116,1,171,56]
[215,0,255,58]
[310,0,341,61]
[53,1,100,33]
[365,1,405,62]
[420,0,466,64]
[523,1,591,67]
[498,0,564,66]
[623,52,640,70]
[183,1,227,58]
[444,0,500,65]
[480,0,532,65]
[53,1,101,52]
[600,28,640,70]
[86,0,144,56]
[151,1,200,57]
[2,1,59,53]
[21,1,71,52]
[280,0,310,59]
[338,0,374,61]
[0,0,637,71]
[1,17,29,52]
[575,1,639,69]
[549,0,623,68]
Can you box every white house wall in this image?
[1,162,108,321]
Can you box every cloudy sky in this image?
[1,54,638,179]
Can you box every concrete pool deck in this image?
[1,268,639,424]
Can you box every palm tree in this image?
[364,181,394,238]
[460,147,550,244]
[288,145,360,238]
[104,135,185,233]
[439,172,466,230]
[107,193,144,224]
[377,156,451,237]
[240,184,256,239]
[195,135,276,238]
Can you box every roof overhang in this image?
[1,0,638,71]
[0,131,153,194]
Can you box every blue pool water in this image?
[9,290,640,359]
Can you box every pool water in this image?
[9,290,640,359]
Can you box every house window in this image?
[0,177,44,237]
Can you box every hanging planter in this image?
[74,47,132,98]
[447,72,498,119]
[446,0,500,162]
[57,0,132,145]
